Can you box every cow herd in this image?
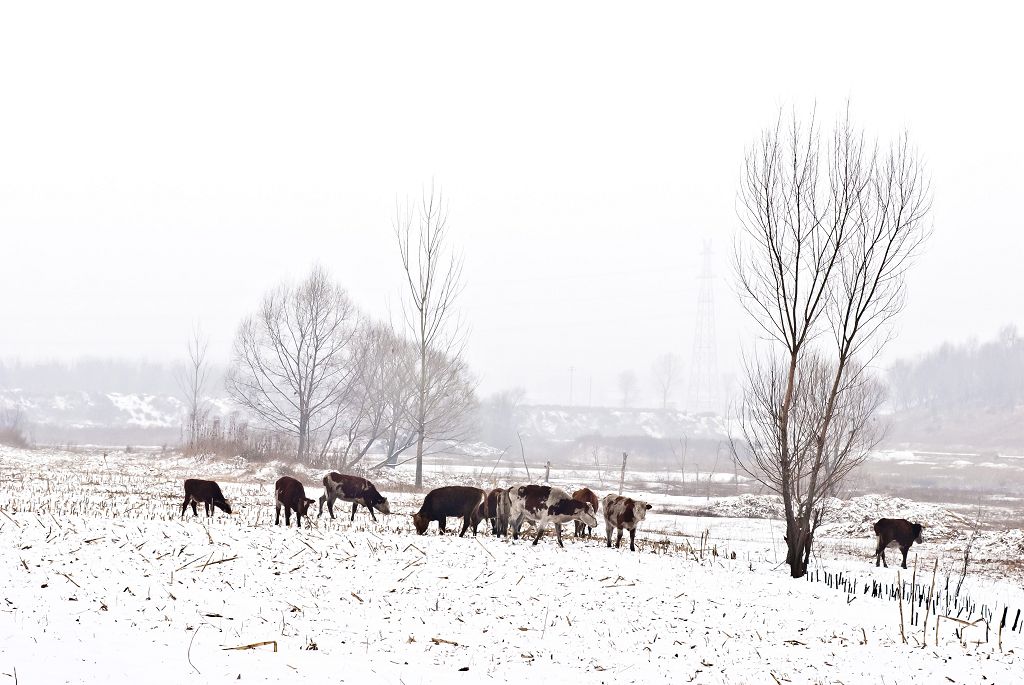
[181,474,925,562]
[181,474,655,551]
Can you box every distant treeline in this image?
[888,326,1024,411]
[0,358,225,396]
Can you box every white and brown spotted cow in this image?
[602,493,652,551]
[318,472,391,522]
[509,484,598,548]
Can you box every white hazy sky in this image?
[2,1,1022,406]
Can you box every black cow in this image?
[181,478,232,518]
[275,476,315,529]
[874,518,923,569]
[413,486,486,537]
[318,472,391,521]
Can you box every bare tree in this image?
[325,322,398,470]
[394,185,473,487]
[226,266,359,461]
[732,108,931,578]
[618,370,638,407]
[651,353,682,409]
[176,325,210,453]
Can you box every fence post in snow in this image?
[618,453,627,495]
[544,461,550,483]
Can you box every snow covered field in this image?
[1,447,1021,684]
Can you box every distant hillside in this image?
[1,387,729,453]
[883,406,1024,454]
[515,404,726,442]
[0,389,233,445]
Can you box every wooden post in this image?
[898,571,906,643]
[618,452,628,495]
[544,460,551,483]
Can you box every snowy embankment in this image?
[0,447,1021,684]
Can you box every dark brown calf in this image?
[275,476,315,529]
[480,487,512,537]
[572,487,599,537]
[874,518,923,569]
[318,472,391,522]
[181,479,232,518]
[413,486,486,537]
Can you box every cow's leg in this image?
[284,507,291,527]
[555,523,564,548]
[438,517,447,534]
[327,493,337,519]
[181,495,190,518]
[459,514,472,537]
[879,542,888,568]
[191,500,198,517]
[275,502,281,526]
[874,536,883,566]
[512,513,524,540]
[900,545,910,570]
[615,528,624,548]
[317,494,326,518]
[606,522,614,547]
[532,522,546,546]
[629,528,637,552]
[205,501,212,517]
[351,502,358,522]
[368,506,378,522]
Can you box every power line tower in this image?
[688,240,721,413]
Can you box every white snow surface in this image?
[1,447,1021,684]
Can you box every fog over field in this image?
[2,2,1024,684]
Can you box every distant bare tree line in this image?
[0,358,215,396]
[888,325,1024,411]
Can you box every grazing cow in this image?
[479,487,513,537]
[318,472,391,522]
[874,518,923,569]
[509,484,598,548]
[572,487,600,538]
[602,494,652,551]
[181,478,232,518]
[413,486,486,537]
[275,476,315,529]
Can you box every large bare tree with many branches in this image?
[732,108,932,578]
[394,186,475,487]
[226,266,359,461]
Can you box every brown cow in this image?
[181,479,232,518]
[413,486,486,537]
[480,487,513,537]
[572,487,599,538]
[318,472,391,521]
[275,476,315,529]
[602,494,652,551]
[508,484,598,547]
[874,518,923,569]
